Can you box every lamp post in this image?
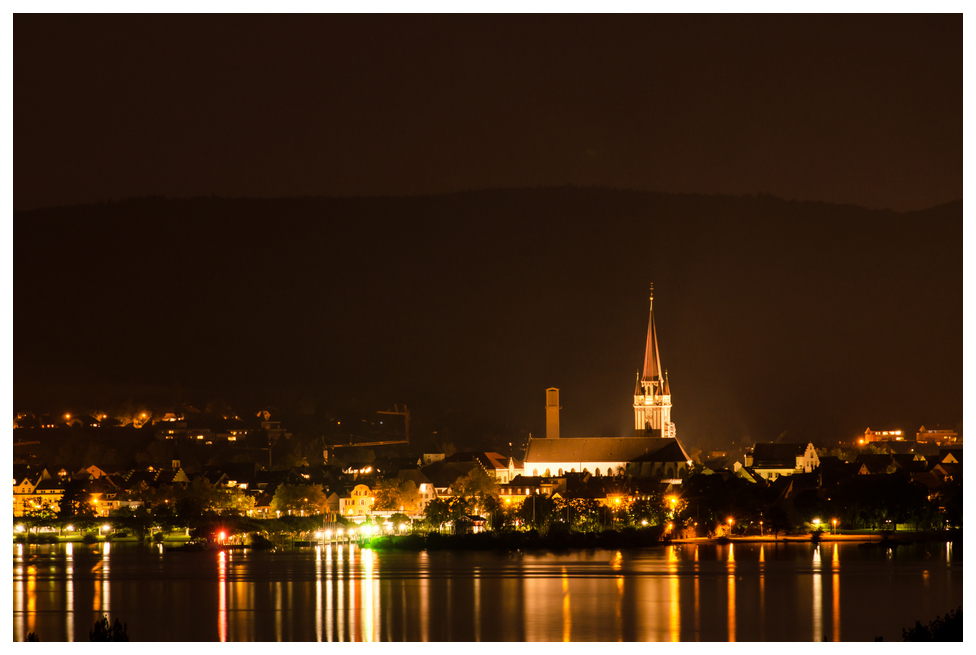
[727,517,734,536]
[759,520,763,538]
[832,518,837,536]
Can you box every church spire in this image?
[634,284,673,438]
[642,285,663,385]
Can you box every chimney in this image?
[546,388,560,439]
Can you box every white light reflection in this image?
[66,542,75,641]
[337,546,345,642]
[13,560,24,642]
[419,550,428,642]
[315,546,323,642]
[101,542,110,615]
[362,548,375,642]
[812,545,822,642]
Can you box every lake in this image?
[12,539,961,641]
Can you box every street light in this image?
[832,518,838,535]
[759,520,763,537]
[727,517,734,536]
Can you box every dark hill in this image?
[14,188,962,452]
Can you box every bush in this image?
[153,532,165,543]
[82,533,99,544]
[247,533,273,549]
[903,607,962,641]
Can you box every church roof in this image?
[630,440,689,463]
[524,437,690,465]
[751,443,808,468]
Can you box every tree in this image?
[175,477,222,519]
[270,483,328,516]
[902,607,962,641]
[90,615,128,641]
[454,467,498,499]
[373,478,421,512]
[217,488,256,515]
[58,479,96,519]
[423,498,451,532]
[515,495,559,532]
[627,495,667,528]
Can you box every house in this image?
[13,469,65,516]
[340,483,375,518]
[454,515,487,534]
[744,442,820,481]
[498,475,561,508]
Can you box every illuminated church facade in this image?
[523,288,691,481]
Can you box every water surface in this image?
[12,540,961,641]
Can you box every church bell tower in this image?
[634,285,674,438]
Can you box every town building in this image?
[743,442,820,481]
[340,483,374,518]
[523,288,692,481]
[916,425,960,445]
[859,428,906,444]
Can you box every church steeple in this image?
[633,285,674,438]
[642,284,664,393]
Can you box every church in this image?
[523,287,693,482]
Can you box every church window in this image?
[595,468,601,477]
[544,469,551,477]
[558,468,563,476]
[570,468,575,473]
[532,469,538,476]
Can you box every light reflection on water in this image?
[11,540,963,642]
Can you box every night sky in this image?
[13,14,962,453]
